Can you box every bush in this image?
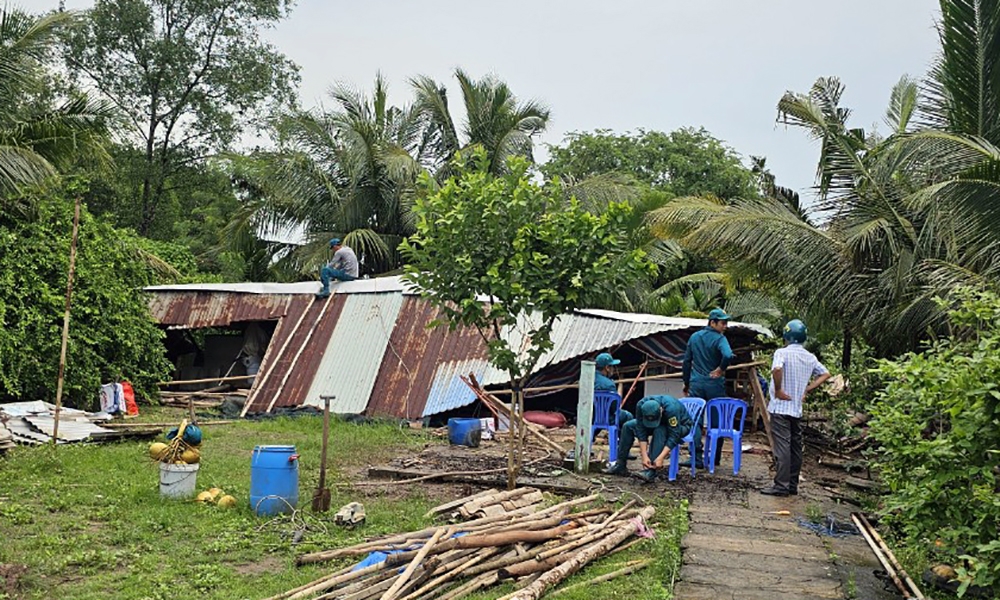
[869,289,1000,595]
[0,184,172,406]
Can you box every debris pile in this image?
[271,489,654,600]
[0,422,14,451]
[0,401,114,444]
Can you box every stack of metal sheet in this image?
[0,401,113,445]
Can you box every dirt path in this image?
[667,432,899,600]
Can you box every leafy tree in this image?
[869,289,1000,595]
[411,69,550,176]
[64,0,299,236]
[235,74,425,277]
[542,128,757,199]
[0,181,172,406]
[401,149,651,488]
[0,8,111,202]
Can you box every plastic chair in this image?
[668,397,706,481]
[591,391,622,463]
[705,397,749,475]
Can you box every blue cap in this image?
[329,238,341,247]
[639,399,662,428]
[595,352,620,369]
[708,308,731,321]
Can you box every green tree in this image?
[235,74,425,277]
[0,8,111,203]
[542,128,757,199]
[411,69,550,176]
[0,181,172,405]
[64,0,299,236]
[401,150,650,488]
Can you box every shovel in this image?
[312,395,333,512]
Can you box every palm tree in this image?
[234,74,425,276]
[0,8,111,202]
[411,69,550,176]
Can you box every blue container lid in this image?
[253,445,296,452]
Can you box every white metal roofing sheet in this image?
[303,292,405,413]
[145,276,417,296]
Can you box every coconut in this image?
[180,447,201,464]
[149,442,169,461]
[196,491,215,504]
[217,495,237,508]
[207,487,223,500]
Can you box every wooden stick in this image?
[462,375,567,455]
[490,361,767,395]
[381,527,449,600]
[264,564,355,600]
[547,560,651,597]
[159,374,258,386]
[749,370,773,449]
[348,453,552,487]
[435,572,499,600]
[241,296,311,416]
[851,513,911,599]
[53,195,82,445]
[858,513,925,599]
[620,361,647,408]
[101,420,236,428]
[508,506,655,600]
[425,488,499,518]
[266,294,335,413]
[397,547,502,600]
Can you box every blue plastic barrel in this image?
[250,445,299,516]
[447,418,482,448]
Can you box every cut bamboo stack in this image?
[273,489,654,600]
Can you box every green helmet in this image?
[783,319,807,344]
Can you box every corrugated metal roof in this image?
[148,291,293,328]
[244,295,346,413]
[575,308,772,336]
[25,416,114,442]
[303,293,405,413]
[422,358,494,417]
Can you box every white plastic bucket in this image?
[159,463,199,498]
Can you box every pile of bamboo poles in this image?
[271,491,654,600]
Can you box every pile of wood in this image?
[159,389,248,409]
[271,489,654,600]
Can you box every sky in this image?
[35,0,942,200]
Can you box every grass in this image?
[0,407,688,599]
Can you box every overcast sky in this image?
[37,0,942,200]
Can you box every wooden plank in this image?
[682,546,835,576]
[265,294,334,413]
[673,582,837,600]
[680,564,842,598]
[575,360,595,474]
[749,370,774,449]
[682,533,829,562]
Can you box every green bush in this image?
[869,289,1000,595]
[0,184,172,406]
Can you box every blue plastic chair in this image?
[592,391,622,463]
[668,397,706,481]
[705,397,749,475]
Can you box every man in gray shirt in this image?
[317,237,359,298]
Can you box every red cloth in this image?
[523,411,566,428]
[121,381,139,416]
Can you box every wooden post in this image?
[575,360,595,474]
[53,196,81,445]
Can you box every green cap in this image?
[639,399,663,428]
[595,353,620,369]
[708,308,731,321]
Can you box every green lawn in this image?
[0,408,686,599]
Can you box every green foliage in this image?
[0,183,171,405]
[402,149,652,382]
[869,289,1000,595]
[64,0,299,235]
[542,128,757,200]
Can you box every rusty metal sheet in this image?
[244,295,347,413]
[303,293,405,413]
[366,297,492,419]
[148,292,293,328]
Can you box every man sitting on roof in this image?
[317,237,359,298]
[603,395,693,482]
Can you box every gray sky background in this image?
[36,0,942,200]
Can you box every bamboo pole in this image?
[159,374,258,386]
[547,560,651,597]
[381,527,449,600]
[857,513,925,599]
[851,513,911,598]
[53,196,82,445]
[490,361,766,395]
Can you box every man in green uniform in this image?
[594,352,619,393]
[603,395,694,482]
[683,308,735,469]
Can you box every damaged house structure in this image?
[146,277,770,423]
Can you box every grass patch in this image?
[0,408,688,599]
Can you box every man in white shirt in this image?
[760,319,831,497]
